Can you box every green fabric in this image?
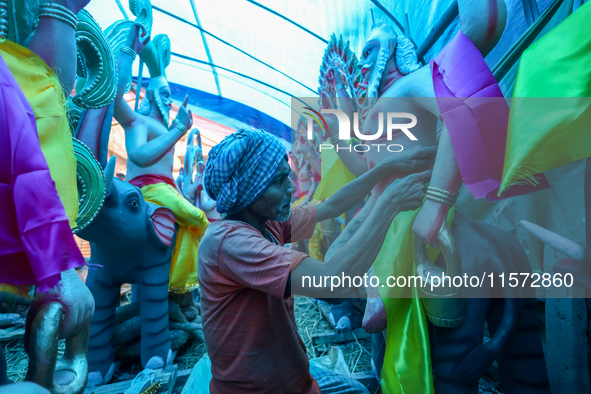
[500,2,591,193]
[492,0,573,96]
[374,206,454,394]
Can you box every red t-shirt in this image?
[198,205,319,394]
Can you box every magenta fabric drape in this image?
[0,55,84,292]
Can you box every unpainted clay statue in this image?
[321,0,549,392]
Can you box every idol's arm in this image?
[113,50,139,128]
[322,89,368,176]
[113,24,149,128]
[412,125,463,248]
[335,84,357,120]
[126,124,186,168]
[27,1,90,95]
[458,0,507,57]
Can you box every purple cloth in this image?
[431,30,548,200]
[0,55,84,292]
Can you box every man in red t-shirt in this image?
[199,129,434,393]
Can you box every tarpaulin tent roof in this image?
[86,0,557,145]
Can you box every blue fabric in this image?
[203,128,287,214]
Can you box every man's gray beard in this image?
[275,196,292,222]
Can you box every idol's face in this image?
[158,85,173,110]
[250,159,292,222]
[358,40,380,83]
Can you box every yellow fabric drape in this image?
[0,39,78,228]
[139,183,209,293]
[308,223,325,261]
[314,149,356,201]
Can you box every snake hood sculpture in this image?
[358,21,419,104]
[138,34,172,126]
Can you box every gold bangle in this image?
[37,12,77,30]
[328,134,339,145]
[119,45,137,59]
[425,194,455,206]
[174,122,189,135]
[427,186,459,198]
[38,3,77,29]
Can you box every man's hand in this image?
[382,170,432,212]
[31,269,94,339]
[127,22,150,55]
[382,145,437,172]
[173,96,193,131]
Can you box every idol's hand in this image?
[320,98,339,139]
[174,95,193,131]
[382,145,437,172]
[412,199,449,248]
[127,22,150,55]
[382,170,431,212]
[30,269,95,339]
[184,151,203,201]
[326,66,347,87]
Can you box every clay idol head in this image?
[358,21,419,103]
[137,34,172,126]
[138,76,172,125]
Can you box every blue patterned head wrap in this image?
[203,129,288,214]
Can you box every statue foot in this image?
[363,298,387,333]
[86,363,114,388]
[329,299,353,332]
[329,313,352,332]
[144,349,173,370]
[53,370,75,386]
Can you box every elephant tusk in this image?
[104,156,117,193]
[520,220,585,261]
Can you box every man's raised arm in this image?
[315,145,436,222]
[291,170,432,299]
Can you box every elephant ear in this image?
[73,10,118,109]
[72,138,106,234]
